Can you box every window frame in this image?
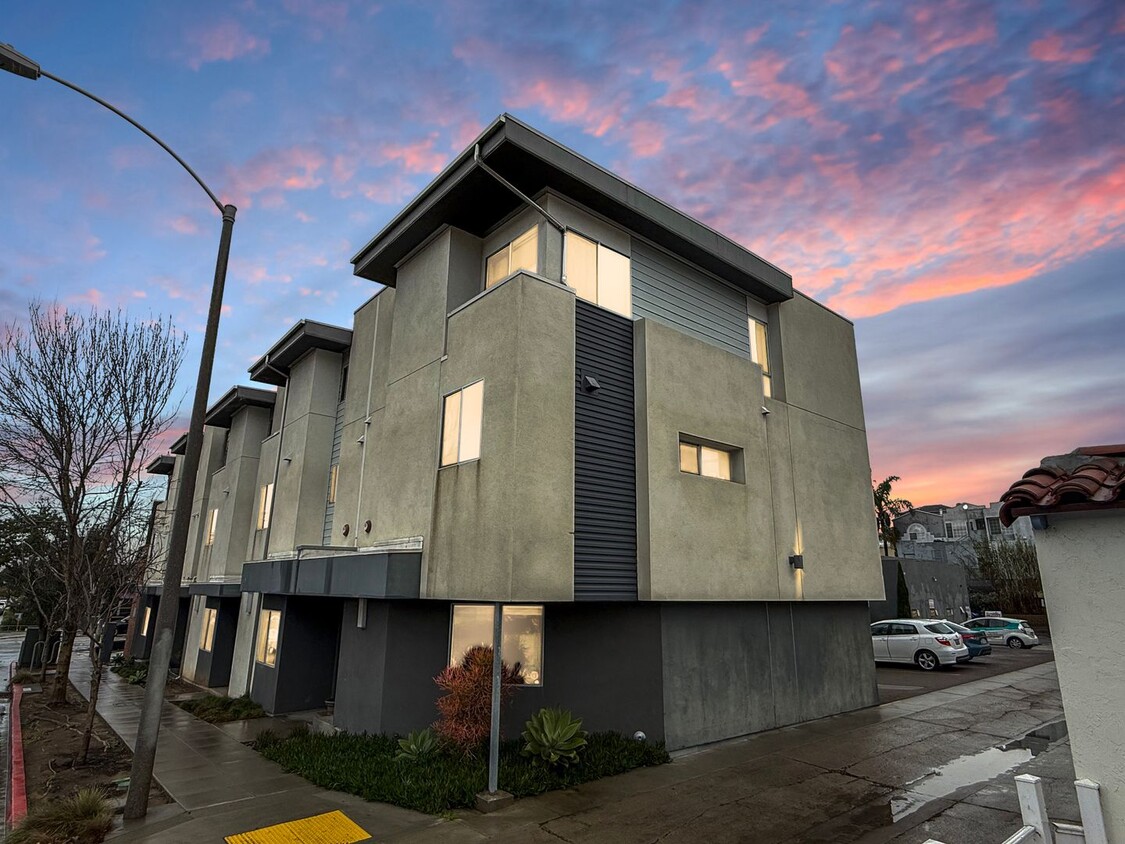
[199,607,218,652]
[255,608,281,667]
[142,606,152,637]
[327,464,339,505]
[257,483,274,531]
[205,508,219,546]
[677,435,743,483]
[439,380,484,468]
[749,317,772,398]
[563,228,632,318]
[448,603,545,687]
[485,225,539,290]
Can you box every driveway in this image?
[876,638,1055,702]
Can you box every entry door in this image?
[886,623,919,662]
[870,623,891,660]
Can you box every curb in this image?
[7,683,28,828]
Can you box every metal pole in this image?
[488,602,502,794]
[124,204,236,819]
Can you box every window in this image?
[327,464,339,505]
[889,623,916,635]
[205,508,219,546]
[749,318,772,398]
[679,440,734,481]
[449,604,543,686]
[485,226,538,288]
[944,523,954,539]
[199,607,217,652]
[440,381,483,467]
[870,623,890,636]
[986,517,1002,535]
[255,609,281,667]
[339,361,349,402]
[257,483,274,530]
[142,607,152,637]
[564,231,631,318]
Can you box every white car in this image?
[962,616,1040,649]
[871,619,971,671]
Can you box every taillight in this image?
[935,637,952,646]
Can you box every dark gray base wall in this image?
[331,600,874,750]
[189,596,240,689]
[250,595,341,714]
[128,595,190,672]
[869,557,972,624]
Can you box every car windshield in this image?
[924,623,956,634]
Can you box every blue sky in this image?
[2,0,1122,504]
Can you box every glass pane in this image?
[143,607,151,636]
[598,244,631,317]
[503,605,543,686]
[450,604,495,666]
[762,374,772,398]
[328,464,338,504]
[440,390,462,466]
[509,227,538,275]
[565,232,598,304]
[265,611,280,666]
[485,247,509,288]
[679,442,699,474]
[700,446,731,480]
[458,381,483,462]
[751,319,770,375]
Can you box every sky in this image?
[1,1,1122,508]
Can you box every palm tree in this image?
[873,476,913,557]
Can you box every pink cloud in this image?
[377,136,447,174]
[948,75,1009,109]
[1029,33,1097,64]
[224,145,327,207]
[184,21,270,71]
[166,216,201,236]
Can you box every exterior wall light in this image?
[789,554,804,569]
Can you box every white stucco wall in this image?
[1032,510,1125,841]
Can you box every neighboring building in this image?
[137,114,884,749]
[999,444,1125,841]
[869,557,971,623]
[895,501,1034,555]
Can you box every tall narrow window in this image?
[449,604,544,686]
[142,607,152,637]
[679,440,735,481]
[485,226,538,288]
[327,464,339,505]
[199,607,217,652]
[440,381,484,467]
[257,483,274,530]
[205,508,219,546]
[564,232,632,318]
[255,609,281,667]
[750,318,771,398]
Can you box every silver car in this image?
[871,619,971,670]
[963,616,1040,649]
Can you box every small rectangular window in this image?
[945,523,954,539]
[327,464,339,505]
[142,607,152,637]
[205,508,219,546]
[564,231,632,318]
[449,604,544,686]
[679,440,734,481]
[255,609,281,667]
[485,226,538,289]
[749,318,771,398]
[199,607,217,652]
[440,381,484,467]
[257,483,274,530]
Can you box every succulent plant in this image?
[521,707,588,768]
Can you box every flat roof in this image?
[146,454,176,475]
[351,114,792,303]
[249,319,352,386]
[204,385,277,428]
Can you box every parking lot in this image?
[876,636,1055,702]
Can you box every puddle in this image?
[890,719,1067,822]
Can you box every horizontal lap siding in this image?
[631,241,751,359]
[574,300,637,600]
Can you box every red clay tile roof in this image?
[999,444,1125,526]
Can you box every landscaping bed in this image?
[175,693,266,723]
[255,727,669,815]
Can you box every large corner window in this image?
[440,381,483,467]
[449,604,543,686]
[199,607,217,652]
[255,609,281,667]
[749,318,772,398]
[485,226,538,289]
[257,483,274,531]
[565,231,631,318]
[205,508,219,546]
[679,438,741,482]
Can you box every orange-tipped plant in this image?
[434,645,523,756]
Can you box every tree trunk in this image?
[79,655,104,764]
[49,625,76,705]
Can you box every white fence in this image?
[925,775,1108,844]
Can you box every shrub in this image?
[395,728,439,762]
[110,657,148,686]
[433,645,523,756]
[8,787,115,844]
[522,708,588,768]
[176,694,266,723]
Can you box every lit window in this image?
[749,318,771,398]
[257,483,274,530]
[205,508,219,546]
[440,381,483,467]
[485,226,538,288]
[142,607,152,637]
[199,607,217,652]
[327,464,339,505]
[564,232,631,318]
[449,604,544,686]
[679,440,734,481]
[255,609,281,667]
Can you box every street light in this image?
[2,41,236,819]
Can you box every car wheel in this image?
[1007,637,1025,649]
[915,650,940,671]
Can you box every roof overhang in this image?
[249,320,352,386]
[204,385,277,428]
[146,455,176,475]
[170,434,187,455]
[351,114,793,304]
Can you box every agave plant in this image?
[521,707,588,768]
[395,728,440,762]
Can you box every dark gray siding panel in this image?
[574,300,637,600]
[631,241,751,359]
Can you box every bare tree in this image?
[0,303,184,706]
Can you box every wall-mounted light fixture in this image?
[283,456,293,463]
[582,374,601,394]
[788,554,804,570]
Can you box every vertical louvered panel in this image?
[574,299,637,600]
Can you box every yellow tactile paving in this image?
[225,810,371,844]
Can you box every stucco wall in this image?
[1033,511,1125,842]
[227,591,260,697]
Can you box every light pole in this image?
[2,42,236,818]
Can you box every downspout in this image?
[261,357,288,559]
